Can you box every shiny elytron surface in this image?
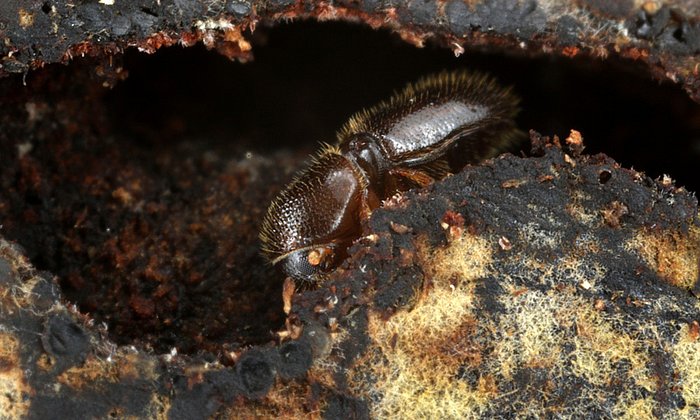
[383,101,488,157]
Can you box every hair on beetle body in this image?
[260,70,521,284]
[338,71,520,167]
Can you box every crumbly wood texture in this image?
[1,132,697,418]
[1,0,699,102]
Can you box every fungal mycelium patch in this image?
[626,225,700,291]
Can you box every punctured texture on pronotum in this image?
[260,70,521,283]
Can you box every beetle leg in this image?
[356,187,380,236]
[418,159,451,180]
[389,167,436,188]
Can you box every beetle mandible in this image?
[260,71,520,283]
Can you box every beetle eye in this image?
[280,248,325,283]
[277,244,343,283]
[279,250,320,282]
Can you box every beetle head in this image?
[276,243,344,283]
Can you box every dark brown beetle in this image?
[260,71,520,283]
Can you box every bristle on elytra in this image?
[337,70,520,145]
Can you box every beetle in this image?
[260,71,520,283]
